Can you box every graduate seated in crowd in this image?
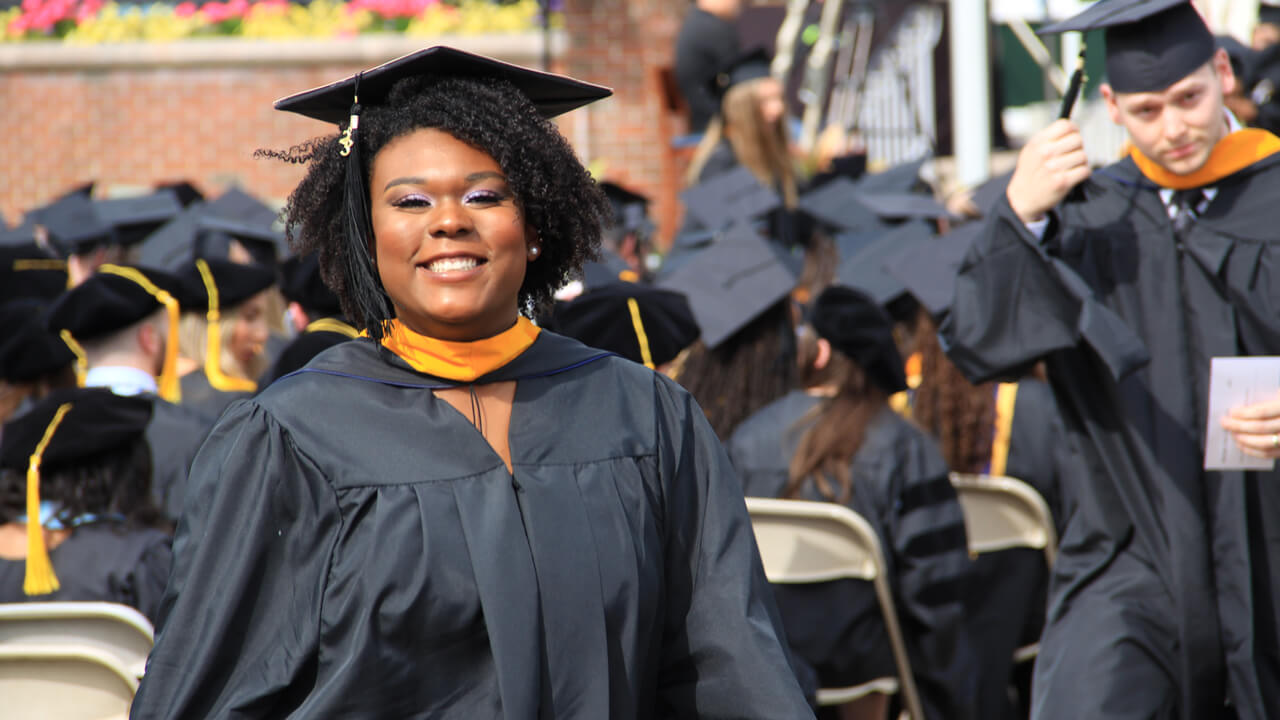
[0,302,77,432]
[548,280,699,375]
[728,286,977,720]
[0,388,172,623]
[29,188,180,287]
[260,252,358,386]
[45,266,214,523]
[941,1,1280,717]
[175,258,276,421]
[598,181,657,281]
[130,46,812,718]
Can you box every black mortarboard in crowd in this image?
[273,46,611,343]
[1039,0,1216,94]
[658,224,797,349]
[0,242,67,304]
[180,258,277,313]
[884,222,982,318]
[809,285,907,394]
[278,253,343,318]
[1263,0,1280,26]
[196,215,287,267]
[203,187,281,233]
[836,220,935,307]
[600,181,652,235]
[580,248,638,291]
[0,301,74,383]
[552,282,699,369]
[855,191,951,221]
[155,180,206,208]
[47,266,185,343]
[680,166,782,231]
[33,193,116,256]
[798,177,884,234]
[94,191,183,248]
[139,200,285,271]
[855,158,928,195]
[970,171,1013,217]
[711,47,773,100]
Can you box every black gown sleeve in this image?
[939,197,1149,384]
[652,377,815,718]
[131,401,341,719]
[126,533,173,625]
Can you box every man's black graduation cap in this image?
[711,47,772,100]
[0,387,152,472]
[835,220,934,306]
[33,193,116,256]
[204,187,280,231]
[809,285,907,394]
[883,222,982,317]
[680,166,782,230]
[274,45,611,123]
[94,191,182,248]
[0,301,74,383]
[46,266,186,343]
[854,158,928,194]
[797,176,883,234]
[658,224,797,349]
[155,180,206,208]
[1039,0,1216,94]
[0,241,67,304]
[179,258,277,312]
[278,253,343,318]
[552,282,699,368]
[600,181,652,234]
[139,207,285,270]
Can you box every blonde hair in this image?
[178,304,265,383]
[686,77,798,207]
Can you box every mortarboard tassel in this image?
[58,331,87,387]
[339,76,396,343]
[24,402,71,596]
[195,259,258,393]
[99,265,182,404]
[625,297,655,370]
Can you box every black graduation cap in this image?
[1039,0,1215,94]
[32,193,116,256]
[580,248,637,291]
[1264,1,1280,26]
[798,176,883,234]
[94,191,182,248]
[970,171,1013,217]
[883,222,981,317]
[854,191,951,221]
[552,281,699,368]
[657,224,797,349]
[46,266,185,343]
[600,181,652,234]
[155,180,206,208]
[654,228,717,280]
[711,46,773,100]
[274,46,611,123]
[0,301,74,383]
[0,242,67,304]
[680,166,782,231]
[196,215,287,267]
[835,220,934,306]
[179,257,277,312]
[854,158,928,195]
[809,285,907,394]
[0,387,152,470]
[203,187,280,231]
[278,253,343,317]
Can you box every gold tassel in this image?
[25,402,71,596]
[59,331,87,387]
[989,383,1019,477]
[99,265,182,404]
[304,317,359,339]
[625,297,655,370]
[195,260,257,393]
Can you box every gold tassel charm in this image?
[24,402,71,596]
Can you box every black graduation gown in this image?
[939,154,1280,719]
[0,522,172,623]
[143,394,214,522]
[727,390,978,720]
[178,369,251,423]
[131,332,813,719]
[259,322,355,387]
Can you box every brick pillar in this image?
[562,0,687,248]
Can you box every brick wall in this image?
[0,15,693,242]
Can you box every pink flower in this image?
[174,1,196,17]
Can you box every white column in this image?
[949,0,991,187]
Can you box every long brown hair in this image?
[784,328,887,504]
[911,311,994,473]
[678,299,796,441]
[686,78,798,207]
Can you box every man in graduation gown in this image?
[46,266,213,522]
[939,2,1280,717]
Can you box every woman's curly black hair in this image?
[259,75,611,340]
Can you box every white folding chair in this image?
[745,497,925,720]
[948,473,1058,663]
[0,602,155,680]
[0,642,137,720]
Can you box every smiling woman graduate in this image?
[130,47,812,719]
